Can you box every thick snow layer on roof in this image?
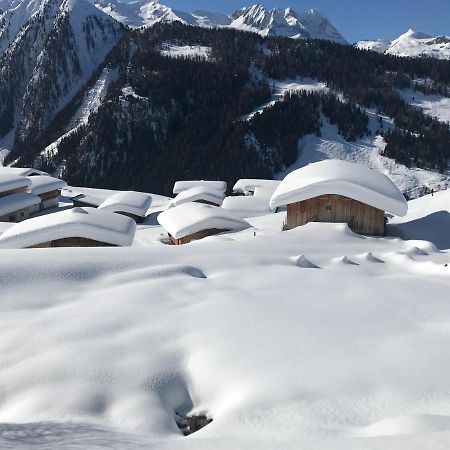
[270,160,408,216]
[98,191,152,218]
[169,186,225,208]
[0,192,41,217]
[222,195,273,218]
[0,167,49,176]
[0,172,31,193]
[173,180,227,195]
[158,202,248,239]
[233,179,281,194]
[29,176,67,196]
[0,207,136,248]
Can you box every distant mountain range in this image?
[94,0,348,43]
[357,29,450,60]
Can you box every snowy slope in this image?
[400,88,450,124]
[356,29,450,60]
[0,194,449,448]
[276,111,449,198]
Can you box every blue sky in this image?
[163,1,450,43]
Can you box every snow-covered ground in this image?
[0,186,449,449]
[277,112,449,197]
[400,89,450,125]
[242,77,328,121]
[159,44,212,60]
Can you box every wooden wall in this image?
[0,186,27,198]
[286,194,385,236]
[169,228,227,245]
[28,237,116,248]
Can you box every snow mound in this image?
[271,159,408,216]
[337,256,359,266]
[292,254,321,269]
[232,179,281,195]
[0,192,41,217]
[173,180,227,195]
[0,172,31,192]
[352,414,450,437]
[98,191,152,218]
[222,195,272,218]
[169,186,225,208]
[364,252,385,263]
[0,207,136,248]
[157,202,249,239]
[29,176,67,196]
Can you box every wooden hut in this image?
[169,186,225,208]
[270,160,408,236]
[98,191,152,223]
[0,207,136,248]
[29,175,67,212]
[158,202,248,245]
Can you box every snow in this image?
[0,172,31,192]
[389,189,450,250]
[159,44,211,60]
[0,204,448,448]
[242,77,328,121]
[221,195,273,218]
[400,89,450,124]
[0,166,48,177]
[169,186,225,208]
[0,207,136,248]
[355,39,390,53]
[29,175,67,196]
[0,192,41,216]
[98,191,152,218]
[278,113,449,198]
[270,159,408,216]
[387,29,450,60]
[233,179,281,195]
[173,180,227,195]
[191,10,231,27]
[157,202,248,239]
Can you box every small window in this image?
[325,204,332,211]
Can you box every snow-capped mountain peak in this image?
[356,29,450,60]
[93,1,347,44]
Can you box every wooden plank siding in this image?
[38,189,61,202]
[286,194,386,236]
[0,186,27,198]
[28,237,116,248]
[169,228,228,245]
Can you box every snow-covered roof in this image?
[233,179,281,195]
[0,192,41,217]
[98,191,152,218]
[270,160,408,216]
[0,173,31,193]
[173,180,227,195]
[70,193,104,207]
[169,186,225,208]
[158,202,249,239]
[222,196,273,218]
[29,176,67,196]
[0,207,136,249]
[0,167,49,177]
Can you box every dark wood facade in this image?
[169,228,227,245]
[0,186,27,198]
[285,194,386,236]
[28,237,116,248]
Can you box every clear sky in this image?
[162,1,450,43]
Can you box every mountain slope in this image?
[0,0,124,153]
[356,29,450,60]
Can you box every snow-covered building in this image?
[0,207,136,248]
[98,191,152,223]
[270,160,408,236]
[29,175,67,212]
[71,193,104,208]
[0,167,49,177]
[158,202,248,245]
[173,180,227,195]
[222,195,273,218]
[169,186,225,208]
[233,179,281,196]
[0,173,41,222]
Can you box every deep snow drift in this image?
[0,187,449,449]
